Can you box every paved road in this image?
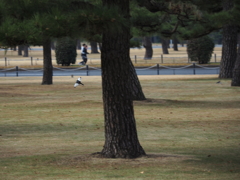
[0,66,220,77]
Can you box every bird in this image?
[216,81,222,84]
[74,77,84,88]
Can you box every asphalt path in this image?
[0,66,220,77]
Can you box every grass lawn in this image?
[0,75,240,180]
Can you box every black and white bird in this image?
[216,81,222,84]
[74,77,84,88]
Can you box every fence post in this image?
[86,65,89,76]
[157,64,159,75]
[135,55,137,63]
[160,54,163,63]
[214,54,216,62]
[16,66,18,77]
[5,57,7,67]
[193,63,196,75]
[31,57,33,66]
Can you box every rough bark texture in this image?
[90,41,99,53]
[129,60,146,100]
[143,36,153,59]
[101,0,146,158]
[219,0,238,78]
[42,38,53,85]
[162,38,169,54]
[23,45,28,57]
[231,34,240,86]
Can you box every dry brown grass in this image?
[0,45,222,67]
[0,75,239,180]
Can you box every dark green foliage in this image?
[55,37,77,66]
[187,36,214,64]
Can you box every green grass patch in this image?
[0,75,240,179]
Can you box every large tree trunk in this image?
[143,36,153,59]
[23,45,28,57]
[219,0,238,78]
[231,34,240,86]
[90,41,99,53]
[42,38,53,85]
[100,0,146,158]
[129,60,146,100]
[162,38,169,54]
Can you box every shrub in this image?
[55,37,77,66]
[187,36,214,64]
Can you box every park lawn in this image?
[0,75,239,180]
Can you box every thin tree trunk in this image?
[143,36,153,59]
[23,45,29,57]
[42,38,53,85]
[231,34,240,86]
[76,39,81,50]
[18,45,23,55]
[162,39,169,54]
[173,37,178,51]
[90,41,99,53]
[219,0,238,78]
[100,0,146,158]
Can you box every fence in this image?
[0,63,220,77]
[0,54,221,67]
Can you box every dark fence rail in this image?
[0,54,221,66]
[0,64,220,77]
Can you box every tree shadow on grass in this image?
[134,98,240,109]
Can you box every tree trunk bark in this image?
[76,39,81,50]
[173,37,178,51]
[143,36,153,59]
[162,38,169,54]
[231,34,240,86]
[219,0,238,78]
[23,45,29,57]
[100,0,146,158]
[18,45,23,55]
[129,59,146,100]
[90,41,99,53]
[42,38,53,85]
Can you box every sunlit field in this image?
[0,75,239,179]
[0,45,222,67]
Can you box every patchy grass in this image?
[0,75,240,180]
